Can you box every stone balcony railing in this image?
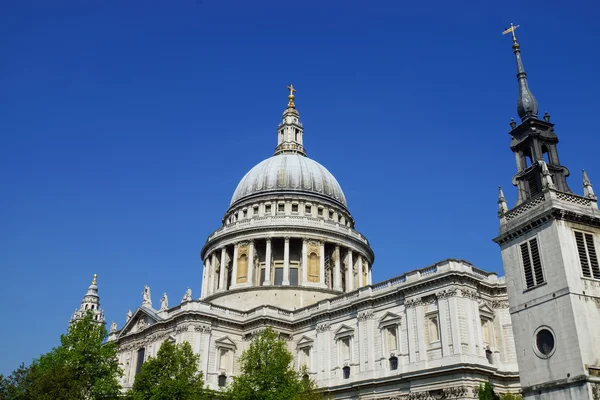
[206,215,370,245]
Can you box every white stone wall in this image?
[114,261,520,397]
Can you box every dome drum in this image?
[200,234,373,310]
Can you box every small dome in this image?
[231,154,347,206]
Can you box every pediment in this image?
[334,324,355,338]
[379,311,401,325]
[215,336,237,349]
[296,335,314,348]
[479,303,495,319]
[118,307,160,337]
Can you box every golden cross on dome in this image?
[92,274,97,285]
[286,84,297,108]
[287,84,296,96]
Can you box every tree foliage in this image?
[128,340,205,400]
[225,327,321,400]
[0,312,121,400]
[477,382,521,400]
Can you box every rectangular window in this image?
[253,206,259,216]
[289,267,299,286]
[428,316,440,343]
[265,204,271,214]
[520,238,545,289]
[242,209,247,218]
[274,267,284,286]
[260,268,266,286]
[385,326,398,352]
[481,318,492,344]
[341,337,350,361]
[219,348,230,373]
[278,203,285,213]
[318,208,323,216]
[292,204,298,213]
[305,205,311,214]
[298,347,310,369]
[575,231,600,279]
[135,348,145,376]
[328,210,334,219]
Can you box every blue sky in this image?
[1,0,599,375]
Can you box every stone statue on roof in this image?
[142,285,152,307]
[182,288,192,303]
[161,293,168,311]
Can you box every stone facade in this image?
[99,88,521,398]
[109,259,519,397]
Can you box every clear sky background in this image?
[1,0,599,375]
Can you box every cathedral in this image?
[71,29,600,400]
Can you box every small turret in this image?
[70,274,105,325]
[273,84,306,156]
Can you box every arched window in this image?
[218,374,227,387]
[542,145,551,165]
[91,305,95,310]
[524,148,534,168]
[308,252,319,282]
[389,356,398,370]
[85,304,88,310]
[237,254,248,283]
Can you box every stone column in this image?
[248,240,254,286]
[366,262,372,285]
[219,247,227,291]
[232,245,239,286]
[357,256,364,288]
[319,241,325,285]
[334,245,342,290]
[346,249,354,292]
[264,238,271,286]
[201,258,209,298]
[302,238,308,285]
[283,237,290,285]
[210,252,218,294]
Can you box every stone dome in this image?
[230,154,347,206]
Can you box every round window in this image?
[534,328,555,358]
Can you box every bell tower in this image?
[494,25,600,400]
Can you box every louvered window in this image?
[574,231,600,279]
[528,174,541,197]
[520,238,545,289]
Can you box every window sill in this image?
[581,276,600,282]
[523,282,547,293]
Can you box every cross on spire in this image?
[287,84,297,108]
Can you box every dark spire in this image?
[504,24,539,121]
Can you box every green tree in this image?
[128,340,205,400]
[226,327,321,400]
[0,312,121,400]
[478,382,499,400]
